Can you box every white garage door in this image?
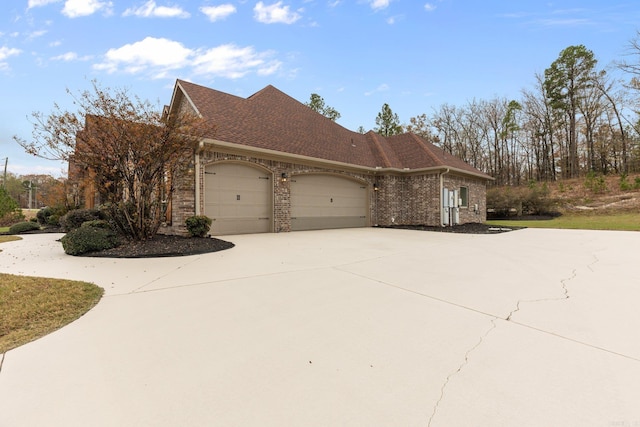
[204,163,272,235]
[290,174,368,231]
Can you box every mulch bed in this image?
[83,234,235,258]
[377,223,524,234]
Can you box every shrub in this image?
[0,211,24,227]
[9,221,41,234]
[48,214,61,226]
[522,182,555,215]
[0,188,22,226]
[487,184,556,218]
[60,208,106,232]
[36,207,53,225]
[81,219,112,230]
[619,174,633,191]
[487,187,523,217]
[37,205,67,226]
[584,171,607,194]
[185,215,212,237]
[60,226,120,256]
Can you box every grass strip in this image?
[0,273,103,353]
[487,213,640,231]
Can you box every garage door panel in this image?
[211,217,271,235]
[292,216,366,231]
[291,174,367,231]
[204,163,272,235]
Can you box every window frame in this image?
[459,186,469,208]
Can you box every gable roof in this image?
[170,79,491,179]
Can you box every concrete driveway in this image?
[1,228,639,426]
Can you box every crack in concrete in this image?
[587,252,600,272]
[0,352,5,374]
[427,319,497,427]
[505,269,575,322]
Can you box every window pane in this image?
[459,187,468,207]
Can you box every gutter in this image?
[200,138,493,181]
[440,168,450,227]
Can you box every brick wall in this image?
[443,175,487,224]
[161,148,488,235]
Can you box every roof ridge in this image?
[366,131,392,168]
[406,132,444,167]
[179,79,247,102]
[247,84,283,100]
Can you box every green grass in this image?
[0,237,103,353]
[486,213,640,231]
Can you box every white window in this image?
[459,186,469,208]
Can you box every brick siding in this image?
[161,149,488,235]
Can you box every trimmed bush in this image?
[9,221,41,234]
[37,206,66,227]
[185,215,212,237]
[60,208,106,232]
[81,219,112,229]
[60,226,120,256]
[36,207,53,225]
[48,214,61,226]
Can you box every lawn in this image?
[486,212,640,231]
[0,236,103,353]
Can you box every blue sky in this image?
[2,0,640,177]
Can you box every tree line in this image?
[309,35,640,186]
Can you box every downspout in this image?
[439,168,450,227]
[194,141,203,215]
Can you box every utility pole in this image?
[27,180,38,209]
[2,157,6,189]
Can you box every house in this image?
[160,80,492,236]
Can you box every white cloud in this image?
[364,83,389,96]
[0,46,21,69]
[200,4,237,22]
[369,0,390,11]
[424,3,436,12]
[94,37,191,75]
[254,1,301,24]
[93,37,281,80]
[51,51,77,61]
[51,51,92,61]
[0,46,22,63]
[193,44,281,78]
[123,1,190,18]
[27,0,61,9]
[27,30,48,40]
[62,0,113,18]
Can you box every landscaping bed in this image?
[83,234,235,258]
[377,223,523,234]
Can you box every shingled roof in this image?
[171,79,490,179]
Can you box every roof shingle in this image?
[173,79,490,178]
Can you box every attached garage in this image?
[204,163,272,235]
[290,174,368,231]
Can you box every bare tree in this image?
[15,80,214,240]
